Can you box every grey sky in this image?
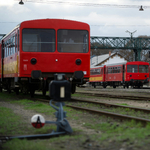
[1,0,150,37]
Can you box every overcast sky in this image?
[1,0,150,38]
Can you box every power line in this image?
[0,22,19,23]
[1,22,150,27]
[17,0,150,9]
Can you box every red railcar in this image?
[89,65,106,88]
[124,61,149,88]
[89,61,149,88]
[105,63,125,88]
[0,19,90,96]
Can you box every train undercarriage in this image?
[90,80,148,89]
[0,71,86,97]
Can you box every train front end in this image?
[18,19,90,96]
[125,61,149,88]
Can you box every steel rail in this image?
[32,97,150,115]
[76,92,150,101]
[71,98,150,113]
[66,104,150,125]
[33,98,150,113]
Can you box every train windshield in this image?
[139,65,149,73]
[57,30,88,53]
[22,29,55,52]
[127,65,138,73]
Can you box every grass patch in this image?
[10,99,56,115]
[1,91,150,149]
[116,103,128,106]
[0,106,26,135]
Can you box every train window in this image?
[22,29,55,52]
[112,67,115,73]
[110,67,112,73]
[12,36,15,54]
[8,39,10,56]
[10,39,12,55]
[15,34,17,53]
[7,41,9,57]
[108,67,112,74]
[57,30,88,53]
[90,69,101,75]
[127,65,138,73]
[107,68,110,73]
[118,66,121,73]
[4,42,6,57]
[139,65,148,73]
[18,30,19,51]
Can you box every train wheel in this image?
[71,84,76,94]
[30,89,35,98]
[42,80,47,96]
[103,85,106,88]
[113,85,116,88]
[7,86,11,93]
[0,87,2,92]
[42,89,46,96]
[15,88,19,95]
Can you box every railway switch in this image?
[8,74,73,140]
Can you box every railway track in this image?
[33,97,150,126]
[66,104,150,125]
[76,92,150,101]
[70,98,150,113]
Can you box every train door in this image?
[103,65,106,82]
[0,43,1,79]
[122,64,125,82]
[0,41,4,81]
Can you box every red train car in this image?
[89,61,149,88]
[124,61,149,88]
[89,65,106,88]
[105,63,125,88]
[0,19,90,97]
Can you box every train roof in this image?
[1,24,20,41]
[1,18,89,42]
[105,62,127,67]
[90,65,104,69]
[90,61,149,69]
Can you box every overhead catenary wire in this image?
[1,22,150,27]
[16,0,150,9]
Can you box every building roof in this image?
[90,52,128,67]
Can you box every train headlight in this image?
[31,58,37,65]
[75,59,82,65]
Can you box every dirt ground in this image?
[1,87,150,150]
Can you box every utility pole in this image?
[125,30,141,61]
[126,30,137,39]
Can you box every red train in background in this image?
[89,61,149,88]
[0,19,90,97]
